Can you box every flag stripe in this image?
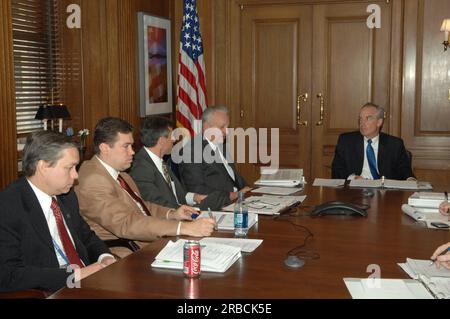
[176,0,207,136]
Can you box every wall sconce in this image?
[441,19,450,51]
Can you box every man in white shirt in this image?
[130,116,207,209]
[179,106,251,209]
[331,103,414,180]
[0,131,115,293]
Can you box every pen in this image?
[208,207,217,231]
[191,207,200,219]
[429,247,450,266]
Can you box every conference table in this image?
[49,185,449,299]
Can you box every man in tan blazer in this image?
[75,117,215,257]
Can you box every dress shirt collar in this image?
[96,155,120,180]
[204,136,218,151]
[145,147,163,172]
[26,178,53,215]
[363,134,379,145]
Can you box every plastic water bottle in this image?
[234,192,248,237]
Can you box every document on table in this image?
[349,179,420,189]
[344,278,433,299]
[199,237,263,253]
[222,195,307,215]
[398,258,450,279]
[312,178,346,187]
[197,211,258,231]
[254,168,304,187]
[401,204,450,229]
[151,239,241,273]
[252,186,301,195]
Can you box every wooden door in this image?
[311,1,393,178]
[239,4,313,183]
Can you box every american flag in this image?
[176,0,207,136]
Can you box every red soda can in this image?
[183,240,201,278]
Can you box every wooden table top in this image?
[50,185,449,299]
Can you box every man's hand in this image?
[100,256,116,267]
[171,205,199,220]
[181,218,216,237]
[239,186,252,193]
[431,242,450,270]
[229,191,238,201]
[193,194,207,204]
[76,263,105,281]
[439,201,450,216]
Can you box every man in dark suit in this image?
[0,131,115,293]
[332,103,414,180]
[130,116,207,209]
[178,106,251,209]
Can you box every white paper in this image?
[349,179,420,190]
[344,278,433,299]
[197,211,258,231]
[313,178,346,187]
[152,239,241,273]
[399,258,450,279]
[255,168,304,187]
[252,186,301,195]
[200,237,263,253]
[223,195,306,215]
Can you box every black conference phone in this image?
[310,201,368,217]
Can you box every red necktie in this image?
[50,198,84,268]
[117,174,151,216]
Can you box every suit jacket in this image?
[0,177,109,292]
[130,148,186,209]
[331,131,414,180]
[178,135,247,210]
[75,156,177,249]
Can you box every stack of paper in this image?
[199,237,263,253]
[197,211,258,231]
[401,204,449,229]
[252,186,301,195]
[344,278,433,299]
[222,195,306,215]
[254,168,304,187]
[349,179,419,189]
[313,178,346,187]
[398,258,450,298]
[151,239,241,273]
[408,192,446,208]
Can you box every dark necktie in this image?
[50,198,84,268]
[162,162,174,193]
[366,139,380,180]
[117,174,151,216]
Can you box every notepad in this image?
[151,239,241,273]
[344,278,433,299]
[349,179,419,189]
[254,168,304,187]
[199,237,263,253]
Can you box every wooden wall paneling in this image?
[387,0,404,137]
[80,0,111,141]
[117,0,137,126]
[59,0,84,137]
[0,0,18,189]
[402,0,450,171]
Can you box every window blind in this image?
[12,0,61,134]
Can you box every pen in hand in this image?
[208,207,217,231]
[429,247,450,266]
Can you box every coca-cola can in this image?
[183,240,201,278]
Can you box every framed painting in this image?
[138,12,172,116]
